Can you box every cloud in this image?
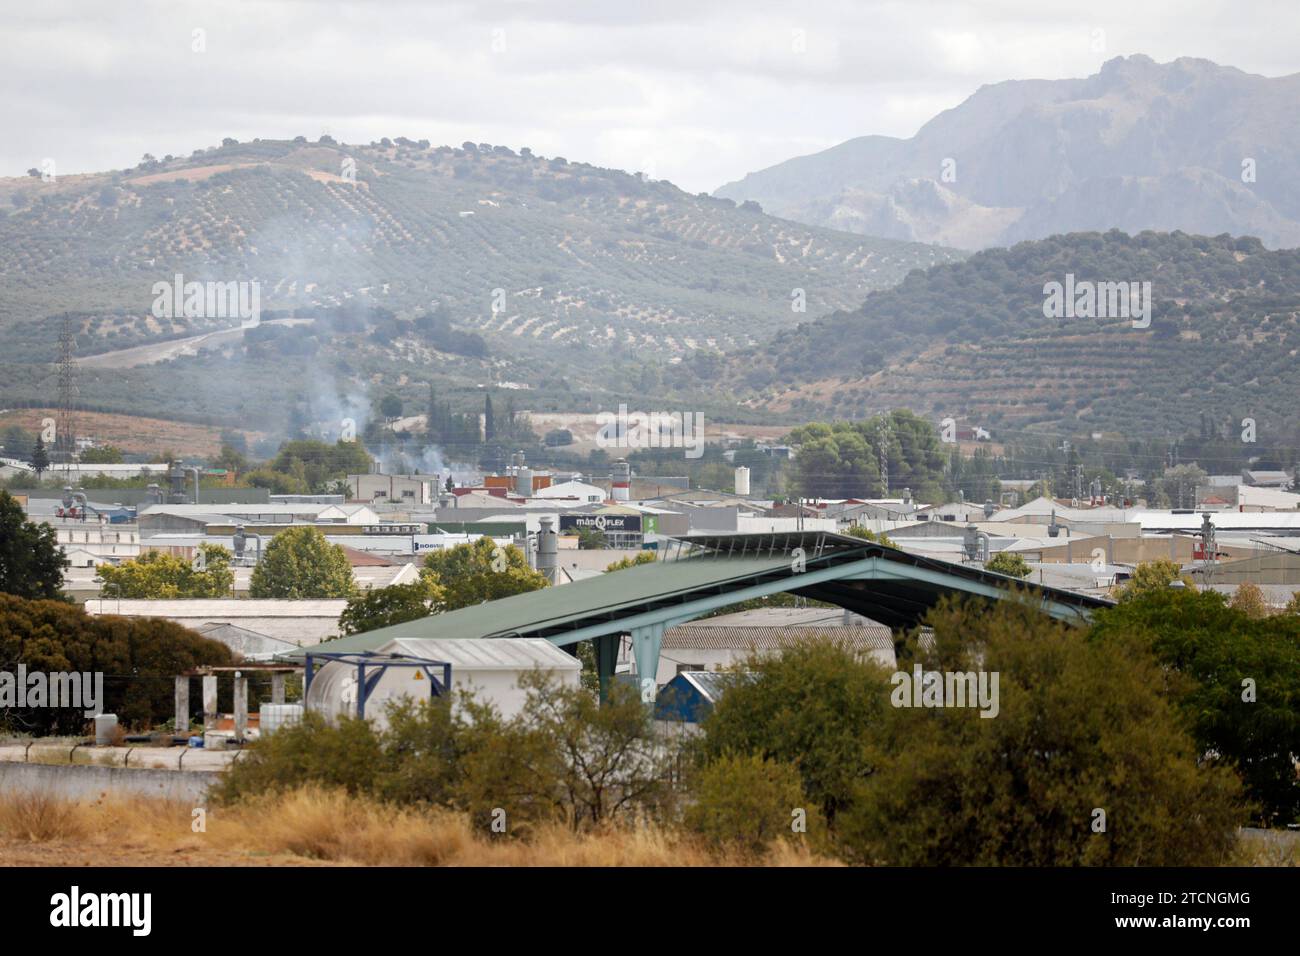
[2,0,1297,193]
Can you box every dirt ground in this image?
[0,839,334,867]
[0,408,256,459]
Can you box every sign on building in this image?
[559,514,642,534]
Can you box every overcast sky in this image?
[5,0,1297,193]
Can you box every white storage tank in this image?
[94,714,118,745]
[261,703,304,735]
[734,466,751,496]
[304,638,582,728]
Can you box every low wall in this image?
[0,761,222,803]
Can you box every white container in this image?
[261,704,304,735]
[94,713,118,746]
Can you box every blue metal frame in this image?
[303,651,452,718]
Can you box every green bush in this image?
[1090,588,1300,826]
[0,594,233,733]
[695,640,893,824]
[217,674,674,836]
[834,597,1247,865]
[684,753,819,855]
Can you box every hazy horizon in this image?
[5,0,1299,194]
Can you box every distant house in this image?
[348,473,434,505]
[654,670,738,725]
[83,599,350,647]
[0,457,33,481]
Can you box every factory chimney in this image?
[537,516,559,584]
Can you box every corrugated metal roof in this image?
[290,532,1109,657]
[85,599,348,617]
[681,670,734,703]
[383,637,581,670]
[292,552,796,655]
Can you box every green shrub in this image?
[695,640,893,824]
[684,753,819,855]
[835,597,1247,865]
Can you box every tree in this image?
[338,579,446,635]
[1,425,34,461]
[605,552,657,572]
[1091,588,1300,825]
[497,671,674,829]
[0,491,68,600]
[985,551,1031,578]
[786,411,947,501]
[0,593,232,733]
[484,394,495,442]
[696,640,892,824]
[250,527,356,599]
[844,525,896,547]
[32,435,50,477]
[379,394,403,420]
[1117,559,1197,599]
[79,446,125,464]
[213,443,248,474]
[98,545,234,599]
[834,596,1246,865]
[1230,581,1269,620]
[421,538,547,610]
[576,528,606,550]
[268,439,372,493]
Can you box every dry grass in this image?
[1237,828,1299,867]
[0,787,840,866]
[2,789,1292,868]
[0,792,92,842]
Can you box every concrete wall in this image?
[0,761,223,803]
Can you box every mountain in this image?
[691,229,1300,439]
[0,139,957,413]
[715,56,1300,251]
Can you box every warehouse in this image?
[302,637,582,727]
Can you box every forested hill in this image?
[696,230,1300,438]
[0,137,957,369]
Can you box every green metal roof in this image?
[292,532,1110,658]
[293,551,801,656]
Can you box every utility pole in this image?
[879,422,891,499]
[55,313,78,472]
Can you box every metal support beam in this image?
[630,622,666,703]
[533,555,884,648]
[850,558,1095,625]
[593,633,619,703]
